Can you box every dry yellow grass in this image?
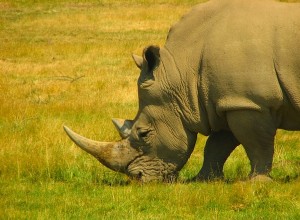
[0,0,300,219]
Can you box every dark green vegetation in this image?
[0,0,299,219]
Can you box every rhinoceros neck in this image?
[162,2,219,135]
[162,46,210,136]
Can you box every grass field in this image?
[1,0,300,219]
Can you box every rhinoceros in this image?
[64,0,300,182]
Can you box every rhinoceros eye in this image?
[137,129,151,138]
[136,128,154,145]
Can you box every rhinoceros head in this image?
[64,46,198,182]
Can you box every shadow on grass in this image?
[277,174,300,183]
[101,178,130,186]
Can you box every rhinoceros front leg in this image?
[195,130,240,181]
[226,110,276,180]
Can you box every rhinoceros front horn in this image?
[63,126,141,173]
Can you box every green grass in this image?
[1,180,299,219]
[0,0,300,219]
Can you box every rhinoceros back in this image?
[165,0,300,114]
[165,0,300,129]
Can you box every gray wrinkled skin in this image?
[65,0,300,182]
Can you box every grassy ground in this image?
[1,0,300,219]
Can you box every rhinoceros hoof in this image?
[250,174,273,182]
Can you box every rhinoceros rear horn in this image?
[112,118,133,139]
[63,126,140,173]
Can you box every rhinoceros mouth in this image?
[126,156,178,182]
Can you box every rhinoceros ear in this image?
[112,118,134,139]
[144,45,160,72]
[132,54,143,70]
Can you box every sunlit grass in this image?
[0,0,300,219]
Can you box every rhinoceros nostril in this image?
[138,171,143,179]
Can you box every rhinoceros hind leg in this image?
[194,130,239,181]
[227,110,276,178]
